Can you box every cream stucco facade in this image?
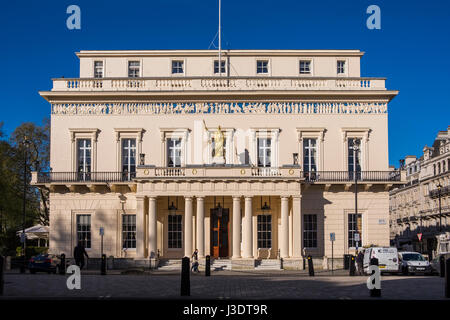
[390,127,450,256]
[32,49,402,269]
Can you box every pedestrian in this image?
[191,249,199,273]
[356,249,364,275]
[74,241,89,270]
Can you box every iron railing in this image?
[37,171,136,183]
[37,170,400,183]
[301,171,401,182]
[429,186,450,198]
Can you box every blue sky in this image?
[1,0,449,166]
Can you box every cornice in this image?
[75,49,365,58]
[39,90,399,103]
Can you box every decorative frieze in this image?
[51,101,388,116]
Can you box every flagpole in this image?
[218,0,221,77]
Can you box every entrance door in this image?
[210,208,229,258]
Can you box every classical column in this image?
[136,196,146,259]
[196,197,205,258]
[148,197,157,258]
[232,196,242,258]
[292,195,302,257]
[184,197,193,257]
[280,196,289,258]
[243,196,253,258]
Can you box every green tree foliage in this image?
[0,120,50,256]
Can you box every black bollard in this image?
[0,256,4,296]
[369,257,381,297]
[181,257,190,296]
[101,254,106,275]
[440,255,446,278]
[205,255,211,277]
[446,258,450,298]
[59,254,66,275]
[307,255,314,276]
[349,255,356,276]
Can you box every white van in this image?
[363,247,399,274]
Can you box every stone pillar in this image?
[292,195,302,257]
[280,196,289,258]
[196,197,205,258]
[136,196,146,259]
[243,196,253,258]
[148,196,157,259]
[232,196,242,258]
[184,197,193,257]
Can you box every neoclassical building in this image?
[390,127,450,256]
[32,49,402,269]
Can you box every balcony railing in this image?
[36,172,136,183]
[301,171,401,182]
[429,186,450,198]
[33,169,400,183]
[51,77,387,92]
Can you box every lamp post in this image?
[21,136,30,274]
[352,139,360,253]
[437,184,442,232]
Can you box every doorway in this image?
[210,207,229,258]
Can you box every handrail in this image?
[37,171,136,183]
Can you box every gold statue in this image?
[213,125,225,158]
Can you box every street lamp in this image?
[21,136,31,273]
[437,184,442,232]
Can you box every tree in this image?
[9,119,50,226]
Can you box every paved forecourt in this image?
[1,271,446,300]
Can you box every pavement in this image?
[1,268,448,300]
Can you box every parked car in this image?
[363,247,399,274]
[28,253,62,274]
[399,252,433,275]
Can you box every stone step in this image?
[255,259,282,270]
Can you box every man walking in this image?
[74,241,89,270]
[356,249,364,275]
[191,249,199,273]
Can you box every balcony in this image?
[51,77,387,92]
[301,170,400,182]
[32,169,401,185]
[429,185,450,198]
[32,171,136,184]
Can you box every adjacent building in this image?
[32,49,401,269]
[390,127,450,256]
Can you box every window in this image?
[214,60,226,74]
[257,138,271,167]
[303,138,317,173]
[167,138,182,167]
[348,213,362,248]
[168,214,182,249]
[172,60,184,74]
[94,61,103,78]
[303,214,317,248]
[337,60,346,74]
[348,138,362,178]
[257,215,272,249]
[122,215,136,249]
[256,60,268,74]
[77,215,91,249]
[128,61,140,78]
[299,60,311,74]
[122,138,136,178]
[77,139,91,179]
